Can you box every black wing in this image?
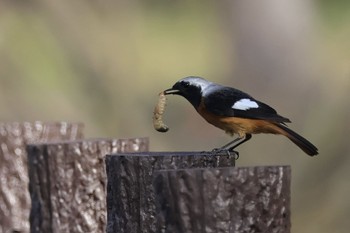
[203,86,290,123]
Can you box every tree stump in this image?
[153,166,291,233]
[105,151,236,233]
[0,122,84,233]
[27,137,149,233]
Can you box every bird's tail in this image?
[273,123,318,156]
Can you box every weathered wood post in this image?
[105,151,236,233]
[106,152,291,233]
[153,166,291,233]
[27,137,149,233]
[0,122,83,233]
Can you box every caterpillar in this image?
[153,91,169,132]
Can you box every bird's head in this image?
[164,76,212,108]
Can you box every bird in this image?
[163,76,318,156]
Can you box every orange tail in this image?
[273,123,318,156]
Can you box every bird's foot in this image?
[211,148,230,156]
[211,148,240,160]
[228,147,240,160]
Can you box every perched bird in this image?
[163,76,318,156]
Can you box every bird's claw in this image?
[233,151,239,160]
[228,147,240,160]
[211,148,230,156]
[211,148,240,160]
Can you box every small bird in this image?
[163,76,318,156]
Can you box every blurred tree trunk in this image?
[220,0,315,111]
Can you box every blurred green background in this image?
[0,0,349,232]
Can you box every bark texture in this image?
[28,137,149,233]
[0,122,84,233]
[106,151,236,233]
[154,166,291,233]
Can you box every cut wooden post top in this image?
[27,137,149,233]
[105,151,236,233]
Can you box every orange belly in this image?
[197,103,282,137]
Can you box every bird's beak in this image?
[163,88,180,95]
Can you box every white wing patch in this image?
[232,98,259,110]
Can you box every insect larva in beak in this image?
[153,91,169,132]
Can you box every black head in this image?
[164,76,212,108]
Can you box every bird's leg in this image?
[211,136,242,158]
[219,137,244,150]
[227,134,252,152]
[212,134,252,159]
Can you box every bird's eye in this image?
[182,82,190,88]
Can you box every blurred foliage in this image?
[0,0,349,232]
[319,0,350,26]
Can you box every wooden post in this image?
[0,122,84,233]
[27,137,149,233]
[105,151,236,233]
[153,166,291,233]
